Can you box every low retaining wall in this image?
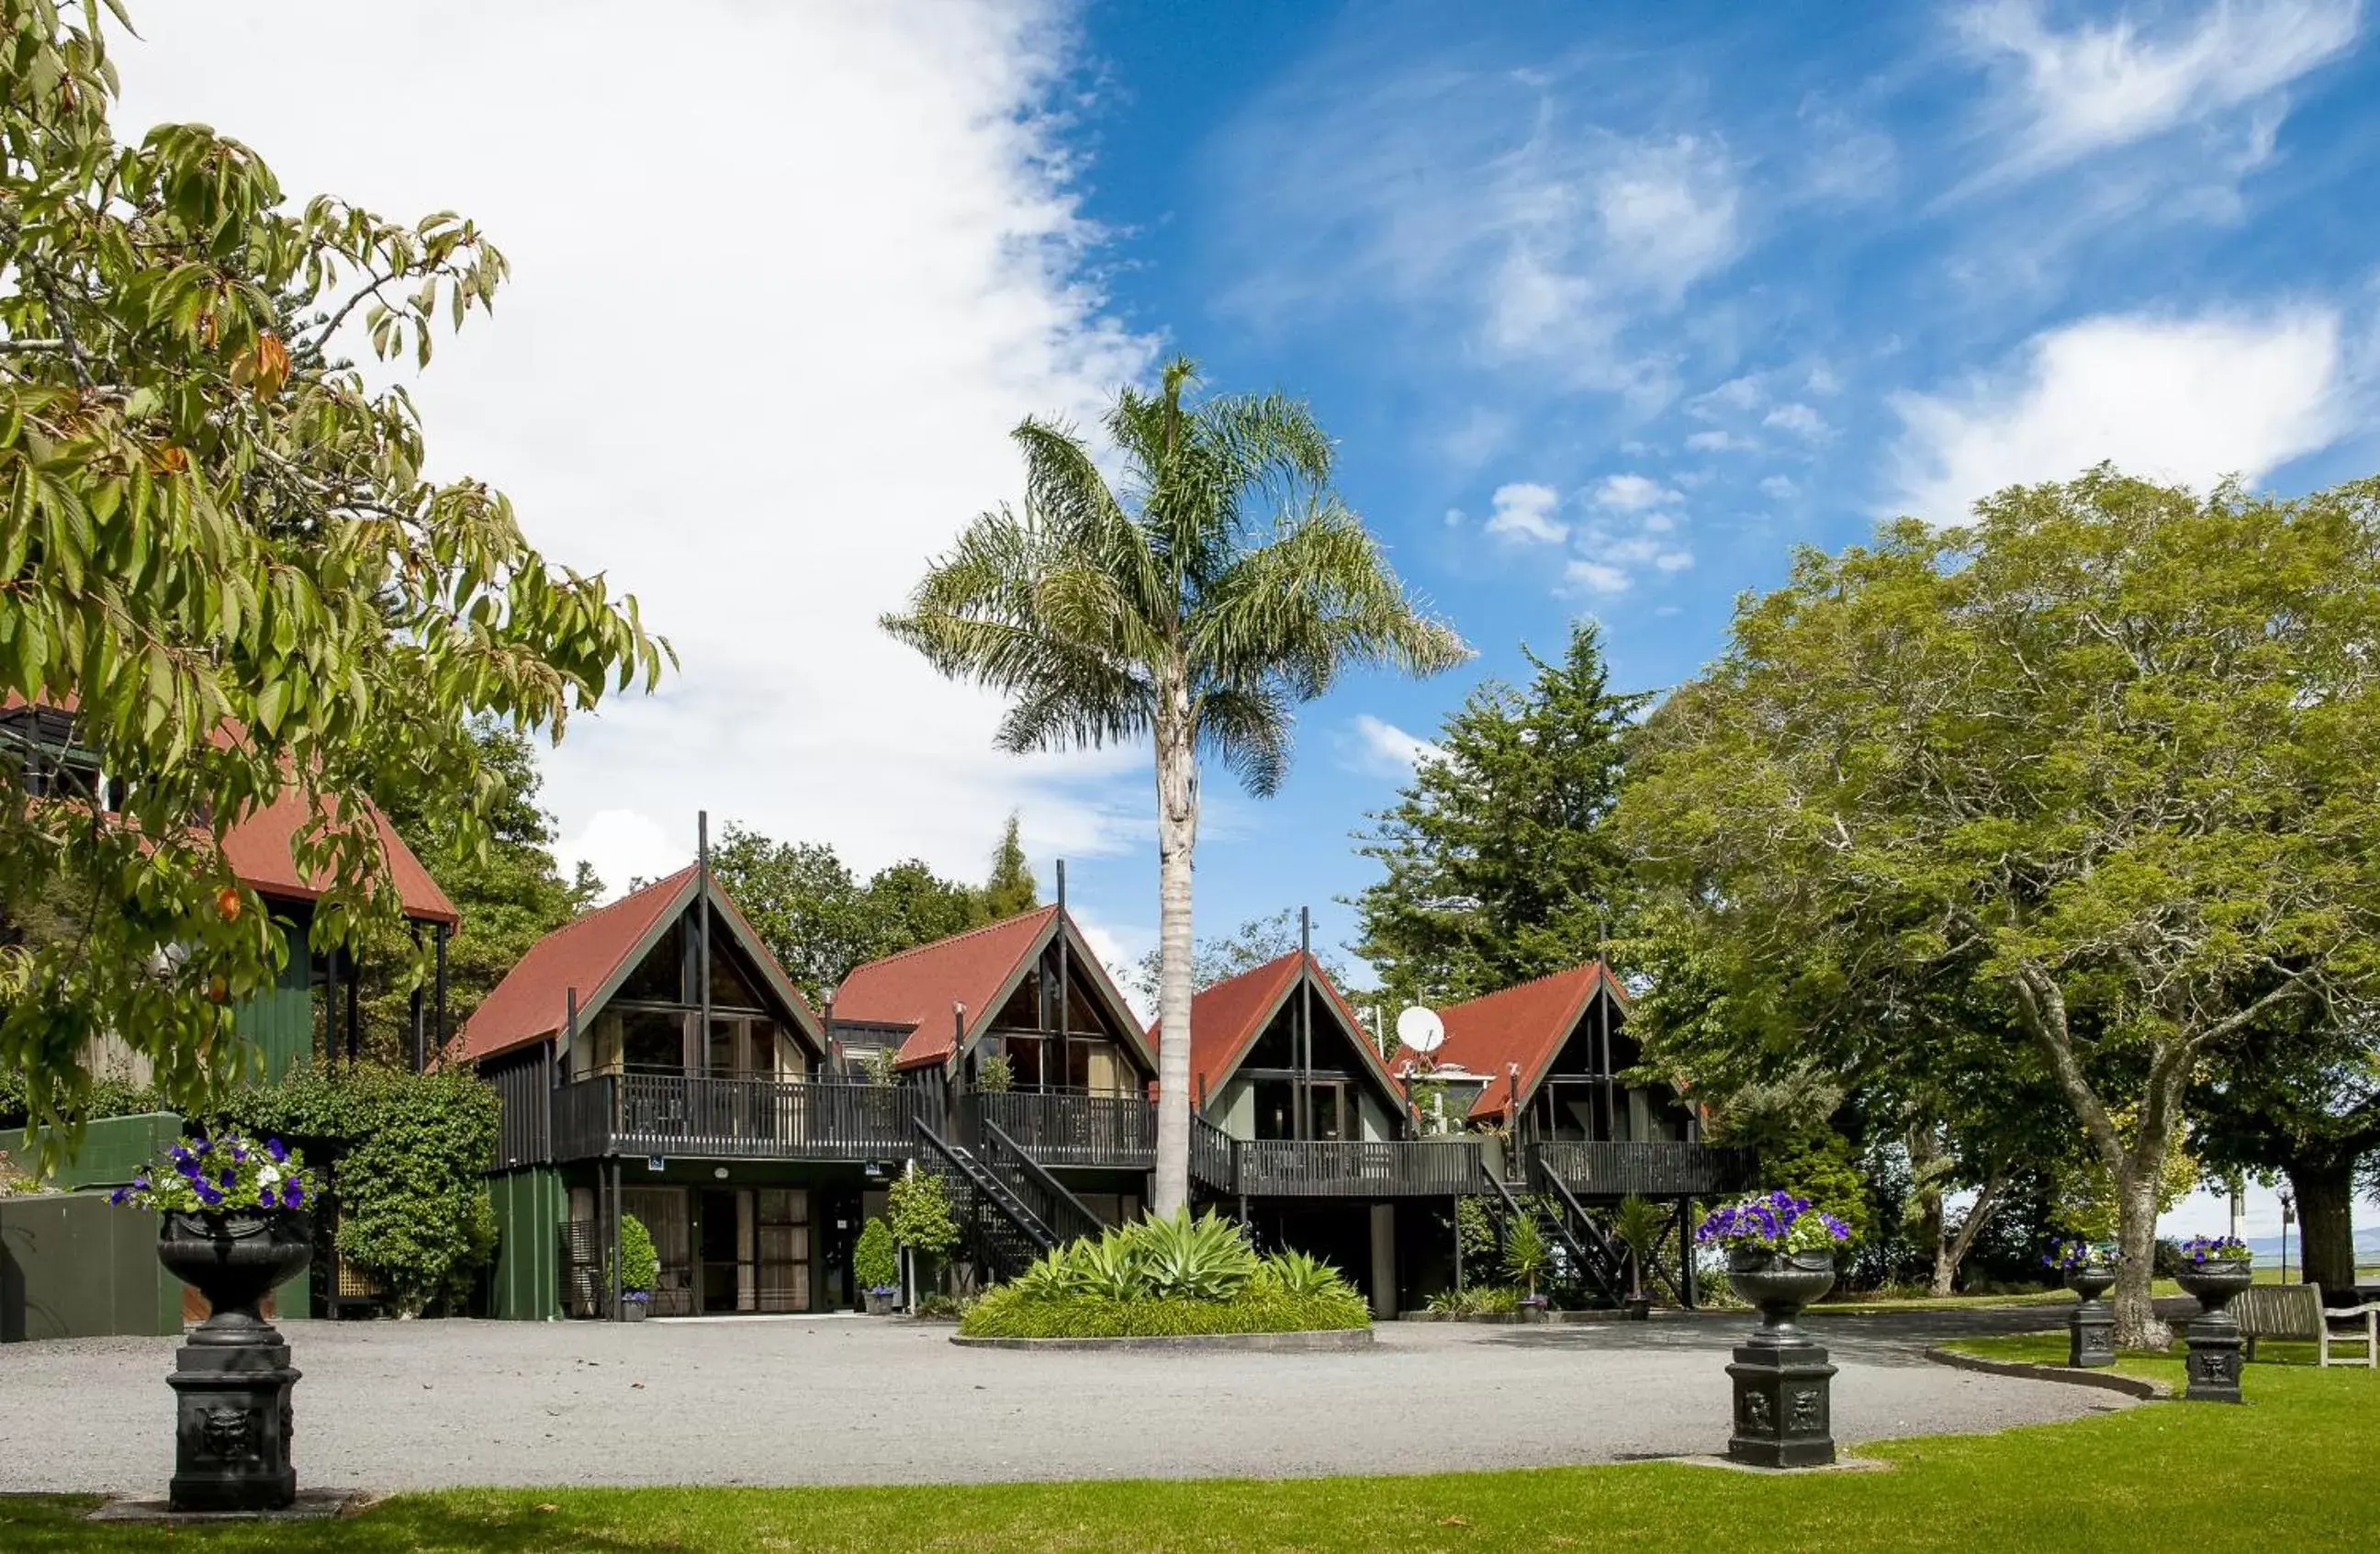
[952,1327,1375,1353]
[1922,1346,2170,1400]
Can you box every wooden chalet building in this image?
[1393,962,1757,1306]
[462,883,1162,1321]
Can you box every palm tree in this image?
[884,357,1469,1213]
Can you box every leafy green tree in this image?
[0,0,667,1133]
[888,1166,962,1294]
[1353,622,1644,1008]
[1617,468,2380,1345]
[2190,1010,2380,1294]
[853,1216,900,1294]
[353,721,598,1057]
[885,358,1466,1213]
[1129,906,1349,1008]
[708,825,1001,1002]
[982,813,1038,918]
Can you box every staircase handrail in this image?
[1526,1151,1626,1305]
[981,1120,1102,1247]
[912,1117,1058,1253]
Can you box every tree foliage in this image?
[982,812,1038,919]
[0,0,667,1131]
[884,357,1466,1215]
[208,1062,500,1315]
[707,823,1019,1002]
[1353,622,1643,1008]
[1617,467,2380,1343]
[1129,906,1348,1008]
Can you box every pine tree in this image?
[982,813,1039,918]
[1352,621,1645,1006]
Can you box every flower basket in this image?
[863,1287,899,1316]
[621,1291,651,1323]
[2174,1236,2253,1313]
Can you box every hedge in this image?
[960,1286,1369,1340]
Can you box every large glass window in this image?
[623,1009,685,1071]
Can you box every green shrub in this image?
[960,1286,1367,1339]
[208,1063,500,1316]
[887,1168,959,1258]
[960,1211,1370,1338]
[855,1216,900,1292]
[1424,1283,1521,1316]
[614,1213,659,1294]
[913,1291,974,1321]
[1503,1214,1549,1298]
[974,1053,1014,1093]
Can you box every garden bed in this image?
[950,1327,1374,1352]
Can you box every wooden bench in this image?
[2234,1284,2380,1368]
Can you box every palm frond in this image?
[1196,682,1294,798]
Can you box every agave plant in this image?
[1137,1210,1259,1301]
[1257,1249,1348,1299]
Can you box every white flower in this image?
[258,1165,281,1187]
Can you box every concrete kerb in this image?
[950,1328,1375,1353]
[1922,1345,2172,1400]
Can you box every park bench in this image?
[2233,1284,2380,1368]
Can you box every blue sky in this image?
[1050,0,2380,973]
[114,1,2375,1240]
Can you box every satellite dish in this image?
[1396,1006,1445,1054]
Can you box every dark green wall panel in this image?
[488,1166,565,1321]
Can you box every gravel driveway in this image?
[0,1307,2120,1493]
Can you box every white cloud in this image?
[1563,559,1633,595]
[1959,0,2361,180]
[1486,481,1569,543]
[116,2,1158,901]
[1347,714,1445,779]
[1805,363,1843,395]
[1653,549,1696,572]
[1592,473,1684,511]
[1690,375,1768,417]
[1685,429,1757,453]
[1763,402,1831,439]
[1443,507,1467,527]
[1760,475,1801,500]
[1889,307,2351,521]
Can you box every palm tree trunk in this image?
[1151,715,1198,1218]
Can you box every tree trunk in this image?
[1933,1175,2007,1299]
[2112,1160,2170,1349]
[1919,1189,1954,1298]
[1149,715,1199,1219]
[2288,1153,2360,1299]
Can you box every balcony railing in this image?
[1230,1138,1484,1198]
[1524,1139,1756,1199]
[970,1090,1155,1167]
[549,1073,911,1163]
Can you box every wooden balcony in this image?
[1524,1139,1756,1199]
[549,1073,911,1163]
[970,1090,1154,1169]
[1230,1138,1484,1198]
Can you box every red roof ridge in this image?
[1437,958,1617,1014]
[844,903,1060,978]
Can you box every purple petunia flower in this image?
[282,1181,304,1209]
[110,1188,129,1206]
[265,1139,288,1164]
[196,1182,224,1207]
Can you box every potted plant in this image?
[113,1132,320,1334]
[888,1166,960,1304]
[2045,1238,2116,1301]
[855,1215,901,1315]
[615,1213,659,1321]
[1502,1214,1551,1320]
[1612,1194,1667,1320]
[2173,1233,2253,1310]
[1694,1189,1851,1343]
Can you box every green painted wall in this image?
[1215,1076,1256,1140]
[8,1111,185,1189]
[1,1191,181,1341]
[232,917,314,1081]
[488,1166,566,1321]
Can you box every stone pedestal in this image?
[167,1335,302,1512]
[2176,1265,2251,1404]
[1726,1339,1839,1468]
[1724,1249,1840,1469]
[2066,1267,2116,1368]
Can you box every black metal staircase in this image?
[912,1119,1055,1283]
[1523,1152,1631,1305]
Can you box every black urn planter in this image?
[1724,1249,1839,1469]
[2175,1262,2254,1403]
[157,1211,313,1512]
[2065,1265,2116,1368]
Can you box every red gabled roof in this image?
[4,692,457,927]
[1154,951,1409,1114]
[455,867,695,1064]
[1392,962,1626,1122]
[834,906,1061,1069]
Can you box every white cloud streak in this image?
[1889,307,2352,521]
[1485,481,1569,543]
[116,1,1159,901]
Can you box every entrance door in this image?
[756,1189,812,1312]
[819,1188,862,1311]
[699,1188,753,1313]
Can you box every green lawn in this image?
[5,1336,2373,1552]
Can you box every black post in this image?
[432,922,450,1064]
[609,1158,623,1322]
[822,990,836,1077]
[1679,1199,1699,1310]
[1297,906,1312,1141]
[698,812,713,1073]
[344,951,360,1064]
[320,943,338,1069]
[408,921,426,1075]
[567,987,579,1076]
[1056,860,1070,1087]
[1597,962,1616,1143]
